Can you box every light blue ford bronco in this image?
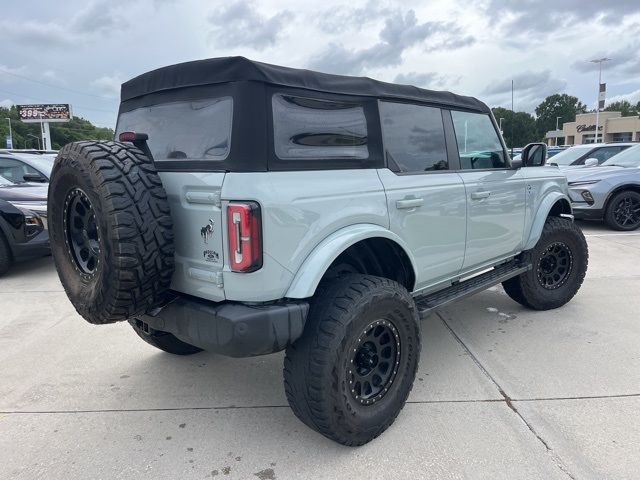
[48,57,588,446]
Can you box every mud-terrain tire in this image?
[0,231,12,276]
[604,190,640,231]
[48,141,174,324]
[130,320,202,355]
[502,217,588,310]
[284,274,421,446]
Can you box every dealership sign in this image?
[17,104,72,123]
[576,124,603,133]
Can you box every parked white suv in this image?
[48,57,588,446]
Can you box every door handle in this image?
[470,191,491,200]
[396,197,424,209]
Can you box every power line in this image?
[0,67,116,101]
[0,86,117,114]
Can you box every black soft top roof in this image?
[121,56,488,113]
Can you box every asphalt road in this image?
[1,221,639,479]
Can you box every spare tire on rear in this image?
[48,141,175,324]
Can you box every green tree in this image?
[0,105,113,150]
[491,107,538,148]
[604,100,638,117]
[535,94,587,139]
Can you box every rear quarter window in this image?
[272,94,369,160]
[115,97,233,161]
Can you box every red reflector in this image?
[118,131,148,142]
[227,201,262,272]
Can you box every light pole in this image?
[589,57,611,143]
[27,133,41,150]
[555,116,562,146]
[3,117,12,148]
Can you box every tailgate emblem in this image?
[201,219,215,244]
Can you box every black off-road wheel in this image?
[284,274,420,446]
[502,217,588,310]
[130,320,202,355]
[48,141,174,324]
[605,190,640,231]
[0,232,12,277]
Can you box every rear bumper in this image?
[134,295,309,358]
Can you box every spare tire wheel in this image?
[48,141,175,324]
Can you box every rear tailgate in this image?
[159,172,226,302]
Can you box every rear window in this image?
[272,94,368,160]
[116,97,233,161]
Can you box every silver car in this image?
[567,144,640,230]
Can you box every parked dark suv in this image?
[0,175,49,275]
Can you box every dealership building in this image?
[546,111,640,146]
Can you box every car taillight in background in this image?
[227,201,262,272]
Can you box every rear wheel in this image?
[284,274,420,446]
[130,320,202,356]
[605,190,640,231]
[502,217,588,310]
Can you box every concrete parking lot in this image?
[1,222,638,479]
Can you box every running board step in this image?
[415,261,532,317]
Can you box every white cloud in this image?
[607,89,640,106]
[91,74,123,97]
[0,99,15,108]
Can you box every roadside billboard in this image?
[16,104,72,123]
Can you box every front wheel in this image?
[503,217,588,310]
[283,274,420,446]
[605,190,640,231]
[0,232,12,277]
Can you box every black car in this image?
[0,175,49,275]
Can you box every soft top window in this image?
[272,94,368,160]
[116,97,233,161]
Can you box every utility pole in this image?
[555,116,562,146]
[4,117,12,148]
[27,133,41,150]
[589,57,611,144]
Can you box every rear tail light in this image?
[227,201,262,272]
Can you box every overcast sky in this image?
[1,0,639,127]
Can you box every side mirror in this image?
[584,157,598,167]
[521,142,547,167]
[22,173,47,183]
[510,157,523,169]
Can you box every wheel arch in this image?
[285,224,417,299]
[604,183,640,210]
[523,193,572,251]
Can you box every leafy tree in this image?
[0,105,113,150]
[604,100,638,117]
[491,107,538,148]
[535,94,587,139]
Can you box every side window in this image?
[0,158,38,183]
[451,111,507,169]
[272,94,368,160]
[379,102,448,173]
[589,146,623,163]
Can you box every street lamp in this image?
[3,118,12,148]
[555,116,562,146]
[27,134,41,150]
[589,57,611,143]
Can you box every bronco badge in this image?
[201,219,215,244]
